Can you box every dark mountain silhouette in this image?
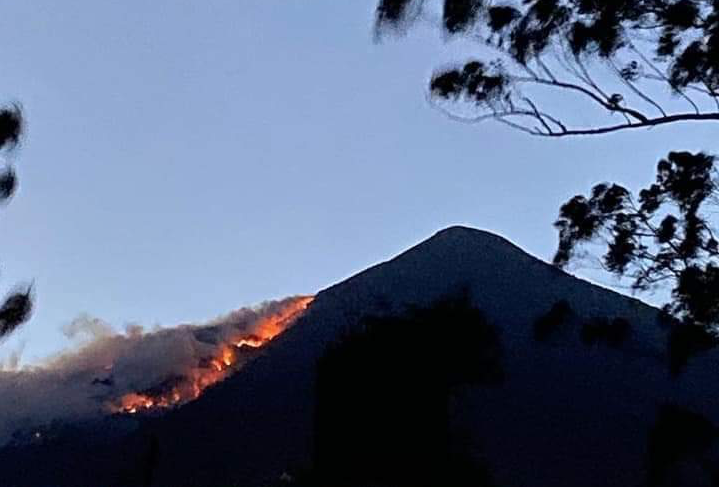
[2,226,718,487]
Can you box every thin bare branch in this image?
[523,97,554,134]
[536,57,557,82]
[525,112,719,137]
[608,58,667,117]
[629,45,702,114]
[574,55,611,100]
[512,76,650,122]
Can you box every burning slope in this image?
[111,296,313,414]
[0,226,682,487]
[0,295,313,446]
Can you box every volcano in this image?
[2,226,718,487]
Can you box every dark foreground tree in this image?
[0,104,32,339]
[554,151,719,329]
[304,294,502,487]
[374,0,719,136]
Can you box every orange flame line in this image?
[111,296,313,415]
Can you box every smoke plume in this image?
[0,296,312,446]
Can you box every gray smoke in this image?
[0,296,310,447]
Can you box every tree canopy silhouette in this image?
[310,295,501,487]
[554,151,719,329]
[0,104,32,340]
[374,1,719,331]
[374,0,719,136]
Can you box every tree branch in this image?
[629,45,702,114]
[512,76,650,122]
[608,58,667,117]
[533,112,719,137]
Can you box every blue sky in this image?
[0,1,715,363]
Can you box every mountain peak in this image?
[316,225,658,346]
[432,224,505,239]
[412,225,533,261]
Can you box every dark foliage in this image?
[0,103,32,340]
[555,151,719,330]
[0,106,22,205]
[672,264,719,327]
[443,0,482,33]
[0,286,33,340]
[430,61,508,106]
[667,322,719,373]
[0,166,16,202]
[375,0,719,136]
[311,295,501,487]
[646,404,719,486]
[375,0,418,33]
[487,6,520,32]
[534,299,572,340]
[580,316,632,347]
[0,104,23,150]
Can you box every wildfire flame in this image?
[111,296,313,415]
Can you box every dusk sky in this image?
[0,1,715,363]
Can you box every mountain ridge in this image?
[323,225,654,311]
[2,225,717,487]
[307,225,663,354]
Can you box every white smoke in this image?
[0,296,309,447]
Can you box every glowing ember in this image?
[111,296,313,414]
